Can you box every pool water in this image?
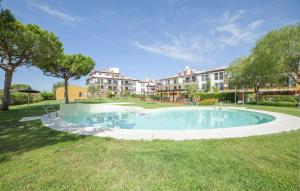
[62,109,275,130]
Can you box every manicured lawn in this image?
[0,100,299,190]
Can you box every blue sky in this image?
[1,0,299,91]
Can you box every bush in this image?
[149,94,160,101]
[260,95,297,103]
[130,93,144,98]
[9,92,29,105]
[40,92,55,100]
[199,98,219,106]
[196,92,235,103]
[248,101,297,107]
[107,91,115,98]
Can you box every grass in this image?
[0,99,299,190]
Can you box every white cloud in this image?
[27,0,81,26]
[133,10,264,64]
[133,35,214,63]
[216,10,264,47]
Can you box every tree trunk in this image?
[297,82,300,108]
[64,78,69,104]
[1,68,14,111]
[255,86,260,105]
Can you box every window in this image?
[219,72,223,80]
[214,73,218,80]
[101,86,104,90]
[202,75,207,81]
[174,86,177,90]
[79,92,82,97]
[174,79,177,84]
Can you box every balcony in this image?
[183,79,197,83]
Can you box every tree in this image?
[205,79,211,92]
[40,54,95,103]
[227,24,300,104]
[52,82,65,94]
[11,84,30,92]
[88,84,100,96]
[252,24,300,105]
[0,9,63,110]
[212,85,219,92]
[227,56,281,103]
[185,83,198,101]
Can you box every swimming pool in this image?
[62,108,275,130]
[42,103,300,140]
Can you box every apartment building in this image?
[86,67,157,95]
[156,66,227,101]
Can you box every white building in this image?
[158,66,227,91]
[157,66,227,101]
[86,67,157,95]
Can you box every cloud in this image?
[133,35,214,63]
[133,10,264,64]
[216,10,264,47]
[27,0,81,27]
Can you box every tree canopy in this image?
[88,84,100,96]
[40,54,95,103]
[0,9,63,110]
[52,82,65,93]
[185,83,198,101]
[226,24,300,104]
[252,24,300,82]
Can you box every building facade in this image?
[86,67,157,95]
[56,85,87,101]
[156,66,227,101]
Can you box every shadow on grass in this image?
[0,104,86,163]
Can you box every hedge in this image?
[149,94,160,101]
[196,92,235,103]
[40,92,55,100]
[0,92,53,105]
[260,95,297,103]
[199,98,219,106]
[248,101,297,107]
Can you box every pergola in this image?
[156,89,186,102]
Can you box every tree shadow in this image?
[0,103,87,163]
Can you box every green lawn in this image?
[0,100,299,190]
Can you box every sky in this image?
[1,0,299,91]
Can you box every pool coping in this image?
[41,105,300,140]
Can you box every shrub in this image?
[32,94,44,103]
[107,91,115,98]
[130,93,144,98]
[260,95,297,103]
[149,94,160,101]
[248,101,297,107]
[40,92,55,100]
[199,98,219,106]
[9,92,29,105]
[196,92,235,103]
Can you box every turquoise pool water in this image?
[62,109,275,130]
